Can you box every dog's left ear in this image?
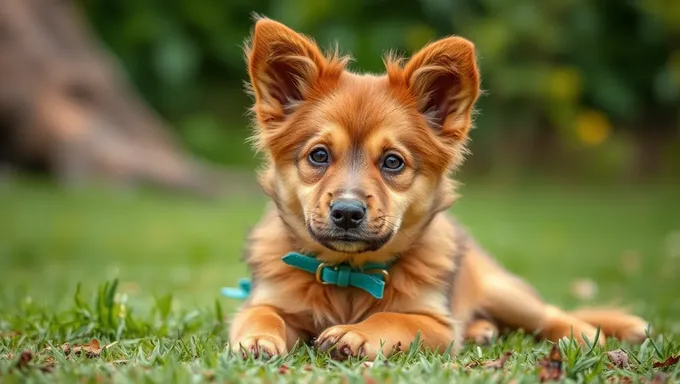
[402,37,480,142]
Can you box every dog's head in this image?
[246,18,480,260]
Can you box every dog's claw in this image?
[315,336,337,353]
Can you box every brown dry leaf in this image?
[538,345,563,382]
[62,339,117,358]
[302,364,313,371]
[606,377,634,383]
[15,349,33,371]
[38,356,56,373]
[612,373,670,384]
[202,369,216,381]
[277,365,290,374]
[482,351,513,370]
[0,331,20,338]
[650,372,668,384]
[6,350,54,375]
[62,339,101,357]
[38,365,55,373]
[442,362,462,370]
[652,355,680,369]
[391,341,403,355]
[607,349,629,369]
[1,352,15,360]
[362,374,377,384]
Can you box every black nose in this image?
[330,199,366,230]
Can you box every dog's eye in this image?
[382,154,404,172]
[308,147,330,165]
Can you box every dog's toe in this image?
[465,319,499,345]
[232,335,287,359]
[316,325,369,360]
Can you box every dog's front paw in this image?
[616,318,650,343]
[316,325,370,360]
[316,325,399,361]
[465,319,499,345]
[231,335,287,359]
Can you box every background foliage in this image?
[77,0,680,179]
[2,3,679,380]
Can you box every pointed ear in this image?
[402,37,480,141]
[247,18,332,125]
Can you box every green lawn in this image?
[0,177,678,382]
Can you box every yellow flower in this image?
[549,67,583,101]
[576,110,611,146]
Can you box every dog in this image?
[229,17,649,360]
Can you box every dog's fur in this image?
[229,18,649,360]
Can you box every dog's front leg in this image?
[315,312,453,360]
[229,305,299,358]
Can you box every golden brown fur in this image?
[229,17,649,360]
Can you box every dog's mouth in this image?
[307,228,394,253]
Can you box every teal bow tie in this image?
[281,252,392,299]
[221,252,394,301]
[221,278,252,300]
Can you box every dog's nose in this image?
[330,199,366,230]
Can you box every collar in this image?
[221,252,396,301]
[281,252,394,299]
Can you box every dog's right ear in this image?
[247,18,333,125]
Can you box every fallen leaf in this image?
[63,339,101,357]
[481,351,513,370]
[570,278,598,300]
[62,339,116,358]
[650,372,668,384]
[652,355,679,369]
[362,373,377,384]
[38,357,56,374]
[361,361,374,368]
[15,350,33,371]
[1,352,15,360]
[538,345,563,382]
[302,364,313,371]
[202,369,216,381]
[277,365,290,374]
[442,362,461,370]
[391,341,402,355]
[606,377,634,383]
[607,349,629,369]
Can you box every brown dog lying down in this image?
[228,17,649,360]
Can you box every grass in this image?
[0,176,679,382]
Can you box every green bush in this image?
[78,0,680,172]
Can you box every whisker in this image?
[378,217,416,243]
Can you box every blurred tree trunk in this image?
[0,0,225,195]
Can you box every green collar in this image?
[281,252,393,299]
[221,252,395,301]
